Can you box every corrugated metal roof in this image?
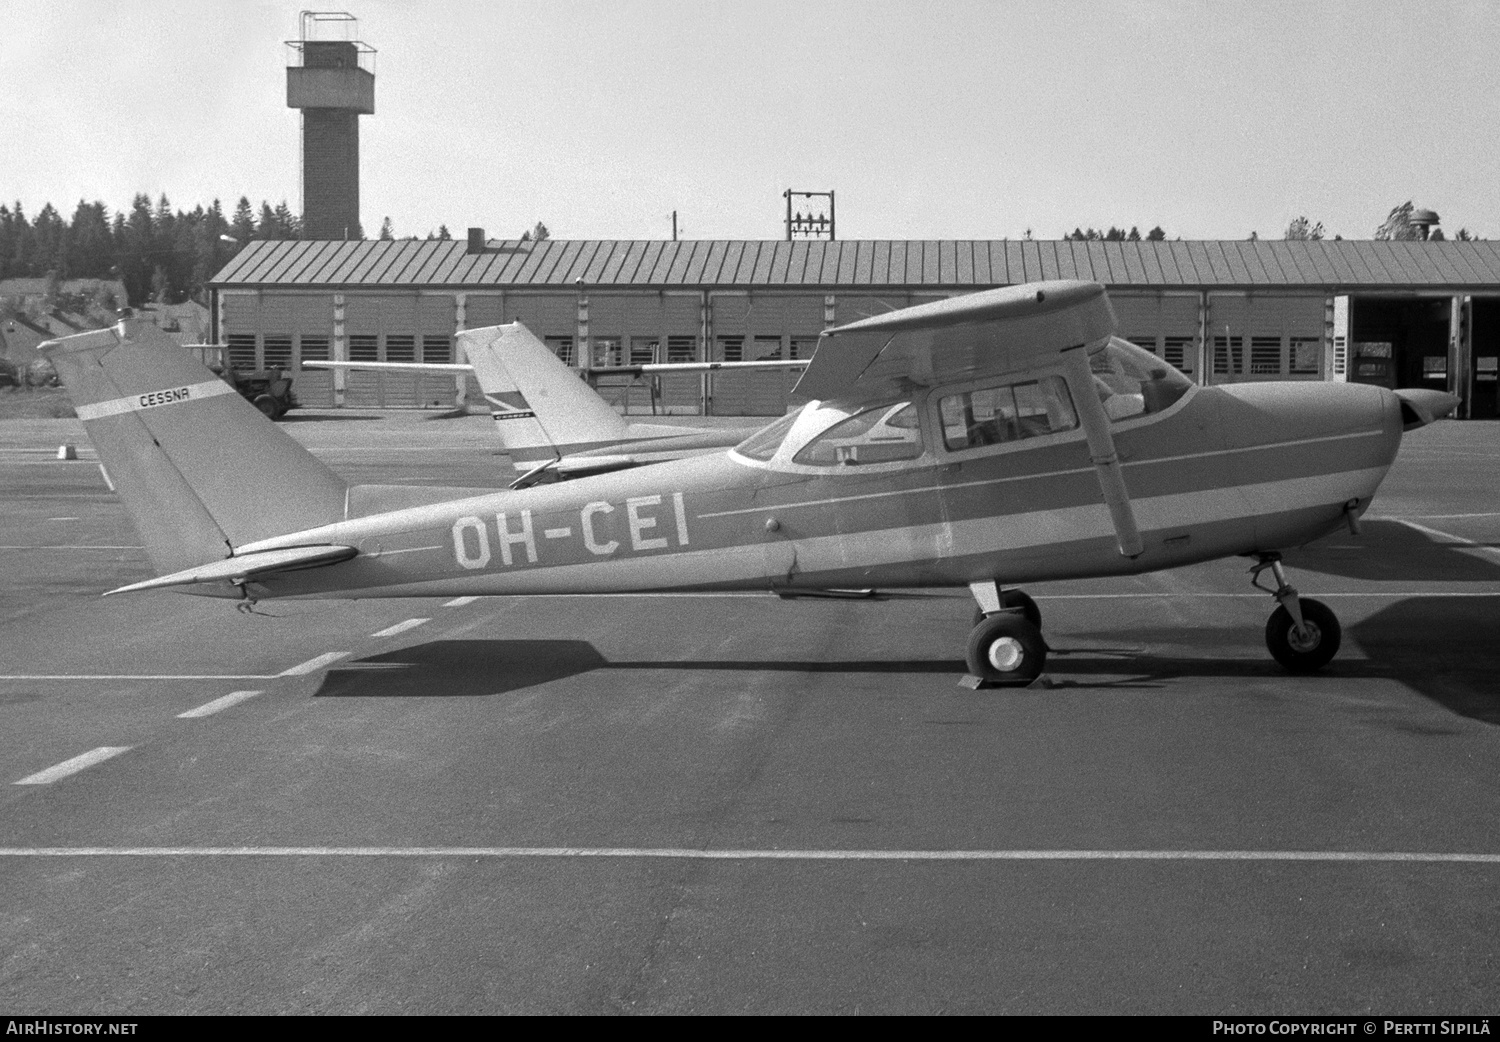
[210,238,1500,291]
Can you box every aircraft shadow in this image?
[1283,518,1500,582]
[314,639,607,698]
[313,638,966,698]
[1053,595,1500,724]
[1348,595,1500,725]
[313,598,1500,725]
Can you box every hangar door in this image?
[1468,299,1498,419]
[261,293,335,406]
[1110,293,1202,379]
[708,294,822,416]
[342,294,459,409]
[1204,295,1324,384]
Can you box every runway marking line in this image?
[0,846,1497,864]
[177,691,262,719]
[278,652,350,677]
[1035,591,1500,600]
[0,674,278,681]
[1385,517,1500,560]
[0,545,144,550]
[371,618,429,638]
[443,596,479,607]
[14,747,131,785]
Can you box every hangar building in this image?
[208,236,1500,419]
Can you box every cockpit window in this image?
[939,376,1077,451]
[792,403,923,466]
[1091,336,1192,421]
[735,410,800,462]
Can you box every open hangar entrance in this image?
[1345,295,1499,419]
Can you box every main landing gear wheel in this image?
[1265,598,1341,673]
[965,612,1047,685]
[1249,553,1342,673]
[970,590,1042,631]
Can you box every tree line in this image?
[0,195,305,308]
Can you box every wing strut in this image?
[1063,345,1143,559]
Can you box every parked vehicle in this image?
[188,345,297,419]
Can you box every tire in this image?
[1265,597,1341,673]
[965,613,1047,685]
[970,590,1042,631]
[252,394,280,419]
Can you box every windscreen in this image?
[1090,336,1193,420]
[734,410,802,462]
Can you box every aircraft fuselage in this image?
[236,379,1404,601]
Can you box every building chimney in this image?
[467,228,486,254]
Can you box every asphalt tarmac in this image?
[1,410,1499,1014]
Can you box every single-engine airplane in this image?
[306,323,806,486]
[43,280,1457,683]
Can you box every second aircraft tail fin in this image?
[460,323,630,468]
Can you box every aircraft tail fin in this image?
[42,318,349,575]
[460,323,630,468]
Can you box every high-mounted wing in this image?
[792,280,1115,402]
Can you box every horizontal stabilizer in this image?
[104,544,357,596]
[303,360,474,373]
[552,455,637,478]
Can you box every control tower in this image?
[286,12,376,240]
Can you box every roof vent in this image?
[466,228,486,254]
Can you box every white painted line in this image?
[177,690,263,719]
[371,618,429,638]
[0,545,144,551]
[1387,512,1500,521]
[0,674,278,681]
[47,517,80,521]
[14,747,131,785]
[1034,591,1500,600]
[277,652,350,677]
[0,846,1498,864]
[1387,517,1500,560]
[443,596,480,607]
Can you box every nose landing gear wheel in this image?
[1265,597,1341,673]
[965,612,1047,685]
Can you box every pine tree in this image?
[272,200,299,239]
[257,202,277,240]
[231,197,256,243]
[8,201,33,276]
[67,201,113,279]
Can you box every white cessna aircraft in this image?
[43,281,1456,684]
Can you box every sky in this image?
[3,0,1497,242]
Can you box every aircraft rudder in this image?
[44,318,350,574]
